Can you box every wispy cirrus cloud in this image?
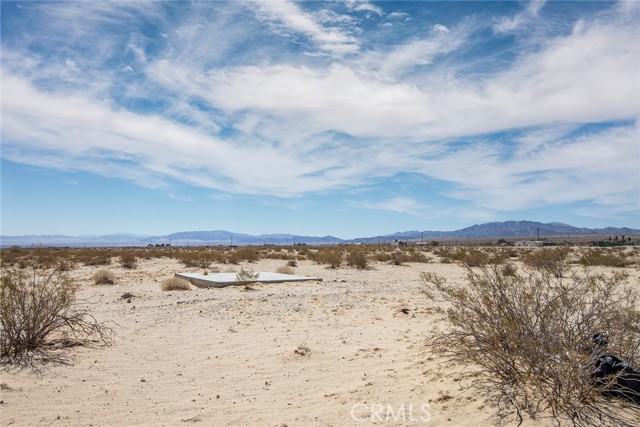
[1,0,638,226]
[347,197,427,216]
[493,0,547,34]
[251,0,359,55]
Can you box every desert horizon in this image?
[2,244,640,426]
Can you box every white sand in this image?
[2,256,637,426]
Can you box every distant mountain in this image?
[1,221,638,247]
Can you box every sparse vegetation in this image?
[1,268,112,365]
[160,277,191,291]
[346,248,368,269]
[92,269,115,285]
[422,265,640,426]
[522,246,571,277]
[228,247,260,264]
[118,251,137,269]
[313,247,342,268]
[580,248,631,268]
[178,251,217,268]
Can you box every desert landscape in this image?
[1,244,640,427]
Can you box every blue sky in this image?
[1,0,639,238]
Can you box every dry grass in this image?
[422,265,640,426]
[160,277,191,291]
[92,269,115,285]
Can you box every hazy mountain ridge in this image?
[1,221,638,247]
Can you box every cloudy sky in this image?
[1,0,638,238]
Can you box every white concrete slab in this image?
[175,272,322,288]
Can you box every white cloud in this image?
[252,0,359,55]
[345,0,383,16]
[494,0,548,34]
[1,1,638,220]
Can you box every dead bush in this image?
[160,277,191,291]
[1,268,113,366]
[92,269,115,285]
[422,265,640,426]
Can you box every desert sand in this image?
[2,255,638,427]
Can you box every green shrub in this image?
[1,268,112,365]
[235,268,259,283]
[422,265,640,426]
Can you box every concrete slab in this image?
[175,272,322,288]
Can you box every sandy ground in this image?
[2,256,639,427]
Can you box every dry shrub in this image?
[92,269,115,285]
[407,249,431,263]
[228,247,260,264]
[118,251,137,269]
[160,277,191,291]
[287,259,298,267]
[178,251,216,268]
[346,248,368,269]
[389,250,408,265]
[580,249,630,268]
[422,265,640,426]
[1,268,112,366]
[276,265,295,275]
[77,249,112,266]
[501,261,518,277]
[313,248,343,269]
[523,246,571,278]
[0,246,25,268]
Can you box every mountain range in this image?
[1,221,638,247]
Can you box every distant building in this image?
[515,240,544,247]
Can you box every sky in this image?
[1,0,639,239]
